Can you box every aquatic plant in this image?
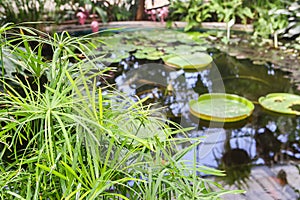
[96,29,209,64]
[163,52,212,69]
[189,93,255,122]
[259,93,300,115]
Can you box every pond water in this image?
[98,29,300,184]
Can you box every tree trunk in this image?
[136,0,145,20]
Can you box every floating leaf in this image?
[189,93,255,122]
[138,47,157,53]
[100,36,122,46]
[259,93,300,115]
[133,51,148,59]
[133,50,164,60]
[163,53,213,69]
[190,46,208,52]
[146,51,164,60]
[96,29,210,67]
[176,45,192,51]
[163,46,178,54]
[101,51,130,64]
[171,47,196,55]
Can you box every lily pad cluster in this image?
[189,92,300,122]
[96,29,211,68]
[188,31,300,89]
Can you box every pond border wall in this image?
[45,21,253,34]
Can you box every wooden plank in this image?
[270,164,300,199]
[220,165,300,200]
[249,166,285,200]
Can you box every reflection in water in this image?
[220,148,251,186]
[255,127,281,166]
[115,49,300,185]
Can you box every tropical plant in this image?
[78,0,134,23]
[252,5,289,39]
[169,0,211,31]
[0,0,77,26]
[249,1,296,39]
[0,25,242,199]
[209,0,253,24]
[168,0,254,31]
[242,0,283,10]
[281,1,300,38]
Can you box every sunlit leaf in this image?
[259,93,300,115]
[163,52,212,69]
[189,93,255,122]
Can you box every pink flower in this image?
[76,12,87,25]
[145,10,152,20]
[91,20,99,32]
[158,6,169,23]
[150,9,157,21]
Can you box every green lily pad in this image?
[139,47,157,53]
[100,36,122,46]
[101,57,121,64]
[190,46,208,52]
[176,45,192,51]
[189,93,255,122]
[133,52,148,59]
[169,48,194,55]
[133,50,164,60]
[146,51,164,60]
[258,93,300,115]
[163,46,177,54]
[101,51,130,64]
[163,53,213,69]
[102,41,136,53]
[95,29,210,65]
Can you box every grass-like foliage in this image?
[0,24,242,199]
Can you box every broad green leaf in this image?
[259,93,300,115]
[189,93,254,122]
[163,52,212,69]
[133,51,148,59]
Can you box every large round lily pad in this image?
[258,93,300,115]
[189,93,255,122]
[163,53,213,69]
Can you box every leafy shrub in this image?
[168,0,298,40]
[0,24,241,199]
[252,2,289,39]
[169,0,211,31]
[0,0,77,25]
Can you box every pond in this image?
[96,29,300,184]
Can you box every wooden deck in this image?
[220,164,300,200]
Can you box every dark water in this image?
[110,48,300,184]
